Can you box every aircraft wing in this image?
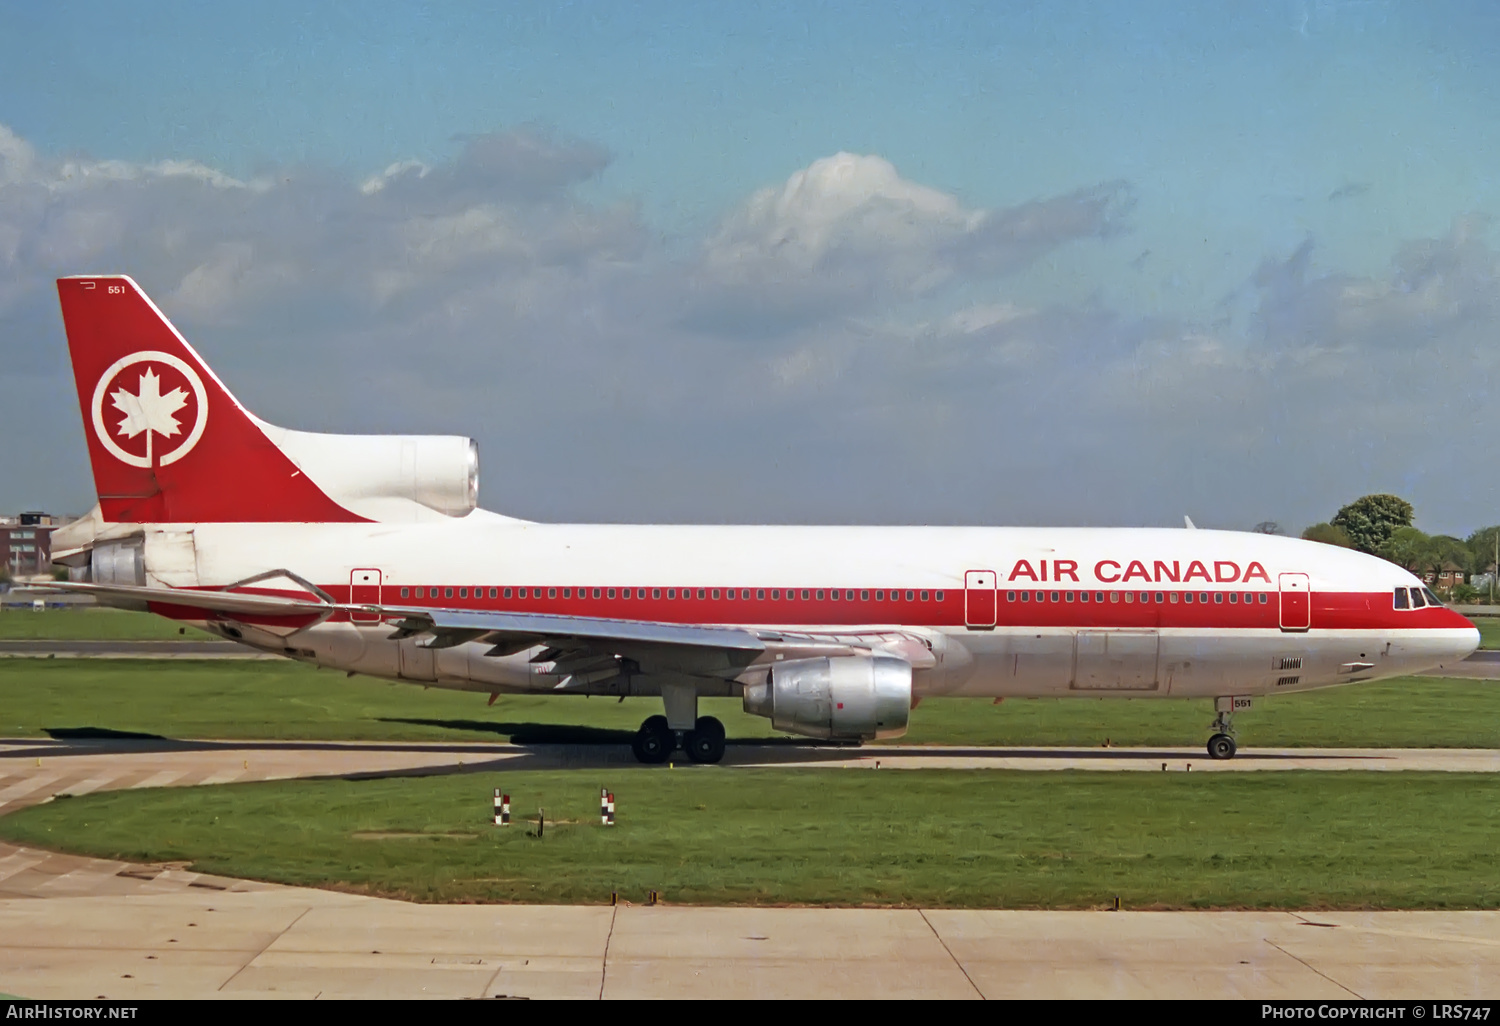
[52,580,912,683]
[52,580,785,681]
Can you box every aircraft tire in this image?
[683,716,727,764]
[1207,733,1237,760]
[632,718,675,764]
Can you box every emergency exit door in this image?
[965,570,997,629]
[350,568,382,623]
[1279,572,1310,632]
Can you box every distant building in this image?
[1420,562,1467,590]
[0,512,77,580]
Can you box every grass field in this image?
[1474,616,1500,650]
[0,658,1496,748]
[0,608,204,641]
[3,770,1496,909]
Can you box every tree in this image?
[1331,494,1415,555]
[1302,522,1353,547]
[1466,526,1500,601]
[1252,521,1280,535]
[1379,526,1430,572]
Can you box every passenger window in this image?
[1168,593,1178,603]
[608,589,617,599]
[564,588,572,599]
[1125,593,1134,603]
[816,590,825,600]
[1078,592,1087,603]
[712,590,721,600]
[1065,592,1075,602]
[1409,588,1425,608]
[621,588,630,600]
[400,587,409,598]
[460,588,469,598]
[1020,592,1030,602]
[1048,591,1057,602]
[907,591,916,601]
[1214,593,1223,604]
[726,590,735,601]
[922,591,931,601]
[1183,593,1192,603]
[877,590,886,601]
[1109,592,1119,603]
[935,591,944,601]
[861,590,870,601]
[1229,593,1237,604]
[754,589,763,600]
[1140,593,1150,603]
[444,587,454,598]
[1200,592,1209,603]
[801,590,809,600]
[829,590,838,601]
[1007,591,1017,601]
[1096,592,1105,602]
[1258,593,1267,603]
[650,589,659,599]
[1155,592,1164,603]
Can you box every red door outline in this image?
[350,568,382,623]
[965,570,997,629]
[1279,572,1310,632]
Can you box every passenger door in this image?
[350,568,382,624]
[964,570,997,629]
[1279,573,1310,632]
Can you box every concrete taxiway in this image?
[0,843,1496,999]
[2,737,1498,999]
[1,737,1498,810]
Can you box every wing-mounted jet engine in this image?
[741,654,912,740]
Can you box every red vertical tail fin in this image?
[56,275,362,523]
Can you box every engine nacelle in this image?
[742,655,912,741]
[261,426,479,517]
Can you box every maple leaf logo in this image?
[109,368,190,463]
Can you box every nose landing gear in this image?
[1207,696,1244,760]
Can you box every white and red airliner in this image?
[47,275,1479,763]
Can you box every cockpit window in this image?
[1393,587,1410,610]
[1409,587,1426,609]
[1423,588,1441,606]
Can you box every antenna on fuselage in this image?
[1184,516,1197,529]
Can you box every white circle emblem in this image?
[90,351,209,468]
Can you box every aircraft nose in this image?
[1455,623,1481,662]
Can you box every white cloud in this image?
[1,122,1497,536]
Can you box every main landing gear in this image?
[1207,697,1243,760]
[630,714,726,765]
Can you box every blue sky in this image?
[2,2,1498,532]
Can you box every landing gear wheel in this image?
[683,716,727,764]
[632,717,675,765]
[1207,733,1237,760]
